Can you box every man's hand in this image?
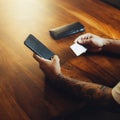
[33,49,118,107]
[74,33,107,52]
[33,54,61,79]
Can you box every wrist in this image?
[45,72,63,81]
[102,38,112,51]
[54,73,64,79]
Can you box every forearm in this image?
[103,39,120,54]
[47,74,116,106]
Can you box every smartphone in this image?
[49,22,85,39]
[24,34,54,59]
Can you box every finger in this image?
[33,54,43,62]
[74,35,83,43]
[52,55,60,64]
[74,35,87,44]
[33,54,48,63]
[74,33,92,44]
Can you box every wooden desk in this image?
[0,0,120,119]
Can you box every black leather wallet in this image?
[24,34,54,59]
[49,22,85,39]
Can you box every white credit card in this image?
[70,43,87,56]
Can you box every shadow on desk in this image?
[52,105,120,120]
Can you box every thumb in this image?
[52,55,60,64]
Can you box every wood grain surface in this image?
[0,0,120,120]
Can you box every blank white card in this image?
[70,43,87,56]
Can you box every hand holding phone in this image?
[24,34,54,59]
